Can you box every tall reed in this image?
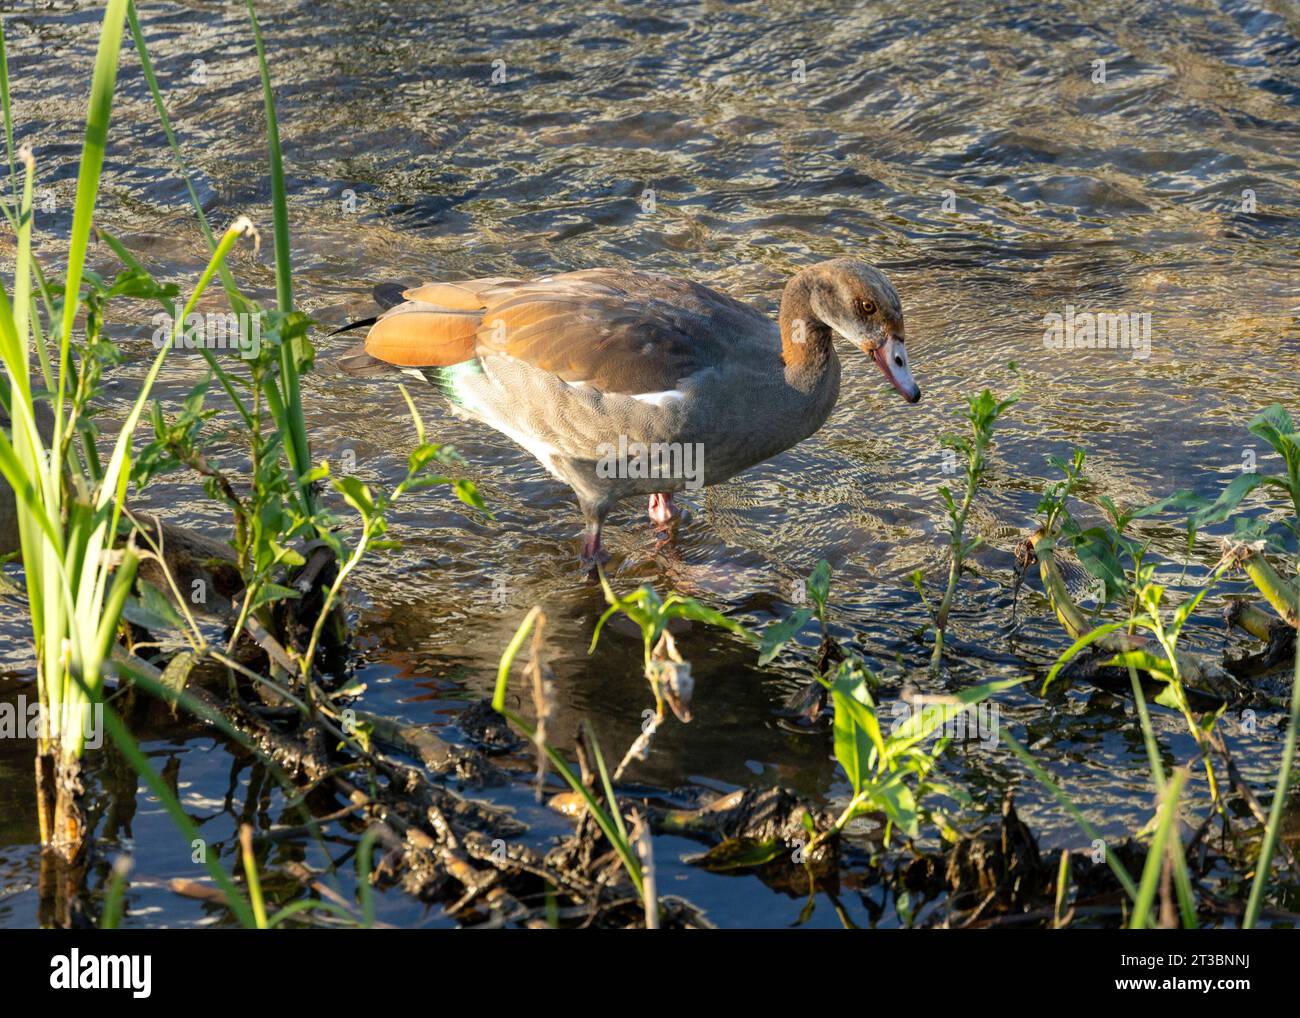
[0,0,254,857]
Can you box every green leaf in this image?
[333,475,377,519]
[831,671,879,795]
[665,595,752,641]
[871,771,919,838]
[123,579,184,632]
[158,650,198,704]
[889,676,1024,755]
[269,541,306,568]
[758,607,813,666]
[688,837,784,871]
[1071,526,1127,603]
[807,559,831,614]
[1190,472,1271,528]
[406,442,444,475]
[1041,622,1141,694]
[1103,649,1174,681]
[248,582,301,611]
[1248,404,1296,460]
[1130,767,1188,929]
[453,478,489,515]
[300,462,329,485]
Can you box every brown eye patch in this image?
[856,297,877,315]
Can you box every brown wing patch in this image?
[472,277,706,393]
[475,303,694,392]
[364,268,750,391]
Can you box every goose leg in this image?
[647,492,679,531]
[578,496,612,569]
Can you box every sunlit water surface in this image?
[2,0,1299,927]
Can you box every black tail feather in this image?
[328,316,377,337]
[330,282,412,372]
[327,281,411,336]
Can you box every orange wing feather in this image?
[401,276,510,310]
[363,307,481,367]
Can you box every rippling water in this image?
[2,0,1299,927]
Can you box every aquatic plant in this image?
[494,585,788,925]
[759,558,830,667]
[125,0,317,530]
[809,664,1020,853]
[1169,404,1300,927]
[751,562,1024,857]
[0,0,262,862]
[122,3,322,655]
[3,0,1297,935]
[915,386,1016,675]
[126,376,477,712]
[1018,410,1300,927]
[0,0,479,927]
[1032,463,1233,808]
[1014,454,1210,925]
[590,567,754,722]
[124,3,485,680]
[495,607,648,908]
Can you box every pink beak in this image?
[872,340,920,403]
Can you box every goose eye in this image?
[857,298,877,316]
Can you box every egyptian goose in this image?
[338,259,920,566]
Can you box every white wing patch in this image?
[630,389,685,407]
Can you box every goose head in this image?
[805,258,920,403]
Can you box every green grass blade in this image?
[128,3,310,517]
[586,721,630,847]
[266,898,357,928]
[85,686,257,927]
[0,17,15,198]
[124,2,221,252]
[55,0,130,425]
[492,610,642,896]
[99,856,131,929]
[244,0,291,314]
[1168,829,1199,929]
[1129,767,1187,929]
[504,708,643,895]
[244,0,314,514]
[97,225,256,430]
[115,654,351,898]
[494,607,541,711]
[94,218,255,510]
[356,826,379,928]
[238,825,268,928]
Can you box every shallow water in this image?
[2,0,1300,927]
